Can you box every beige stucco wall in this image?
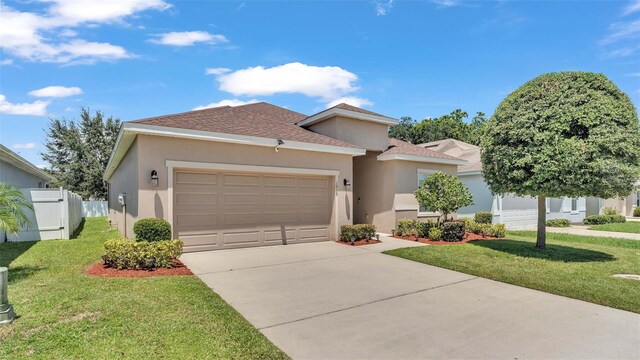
[308,116,390,151]
[129,134,354,240]
[603,194,637,217]
[108,138,139,238]
[353,153,458,233]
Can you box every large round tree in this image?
[481,72,640,248]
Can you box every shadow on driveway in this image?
[470,239,615,263]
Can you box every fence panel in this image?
[82,201,108,217]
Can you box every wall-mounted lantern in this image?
[275,139,285,152]
[343,178,351,190]
[150,170,159,187]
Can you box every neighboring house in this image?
[589,180,640,217]
[418,139,588,229]
[0,144,51,188]
[0,144,82,242]
[104,102,466,252]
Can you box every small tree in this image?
[0,183,33,235]
[414,172,473,224]
[481,72,640,249]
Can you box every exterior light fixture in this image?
[343,178,351,189]
[275,139,285,152]
[150,170,159,187]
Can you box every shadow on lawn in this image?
[470,239,615,263]
[7,265,46,284]
[70,218,85,240]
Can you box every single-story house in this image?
[104,102,466,252]
[0,144,52,189]
[592,180,639,217]
[418,139,588,229]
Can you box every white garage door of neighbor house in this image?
[173,170,333,252]
[499,209,538,230]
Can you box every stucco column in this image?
[0,267,16,325]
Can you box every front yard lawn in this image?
[385,231,640,314]
[588,221,640,234]
[0,217,286,360]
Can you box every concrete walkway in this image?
[181,237,640,359]
[546,225,640,240]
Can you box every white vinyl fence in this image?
[4,188,83,242]
[82,201,108,217]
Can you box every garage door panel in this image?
[175,170,332,251]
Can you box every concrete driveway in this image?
[181,237,640,359]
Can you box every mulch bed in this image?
[393,232,501,245]
[85,259,193,278]
[337,239,382,246]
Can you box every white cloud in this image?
[432,0,460,7]
[599,14,640,58]
[149,31,228,46]
[29,86,83,98]
[12,143,36,150]
[326,97,373,108]
[36,164,47,169]
[192,99,259,110]
[623,1,640,15]
[0,94,49,116]
[216,62,359,100]
[206,67,231,75]
[0,1,169,64]
[375,0,394,16]
[0,59,13,65]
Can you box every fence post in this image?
[0,267,16,325]
[62,188,70,239]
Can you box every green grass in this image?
[0,218,286,360]
[588,221,640,234]
[385,231,640,314]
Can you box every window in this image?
[636,191,639,207]
[417,170,437,214]
[571,198,578,212]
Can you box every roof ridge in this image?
[130,105,232,123]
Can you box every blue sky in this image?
[1,0,639,168]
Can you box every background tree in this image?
[389,109,487,145]
[481,72,640,249]
[414,172,473,224]
[43,108,121,200]
[0,183,33,235]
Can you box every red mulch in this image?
[337,239,382,246]
[393,232,502,245]
[85,259,193,278]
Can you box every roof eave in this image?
[297,108,399,127]
[0,145,54,182]
[377,153,468,166]
[103,123,366,181]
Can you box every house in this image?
[418,139,588,229]
[104,103,466,252]
[589,181,640,217]
[0,144,52,188]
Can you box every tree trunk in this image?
[536,196,546,249]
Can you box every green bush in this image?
[340,224,377,242]
[133,218,172,242]
[546,219,570,227]
[428,227,442,241]
[441,221,465,242]
[583,215,626,225]
[474,211,493,224]
[102,238,183,270]
[487,223,506,238]
[396,219,420,236]
[418,220,437,237]
[634,207,640,217]
[463,219,506,238]
[602,207,619,216]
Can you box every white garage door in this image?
[173,170,334,252]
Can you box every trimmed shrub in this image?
[474,211,493,224]
[428,227,442,241]
[583,215,626,225]
[133,218,172,242]
[603,207,619,216]
[102,238,183,270]
[487,223,506,238]
[396,219,420,236]
[441,221,465,242]
[546,219,570,227]
[634,207,640,217]
[418,220,437,237]
[340,224,377,242]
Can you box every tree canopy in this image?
[389,110,487,145]
[414,172,473,223]
[42,108,121,200]
[481,71,640,247]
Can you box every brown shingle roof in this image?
[130,102,359,149]
[383,138,465,162]
[419,139,481,172]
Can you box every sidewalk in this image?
[546,225,640,241]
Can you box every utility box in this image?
[0,267,16,326]
[118,193,126,207]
